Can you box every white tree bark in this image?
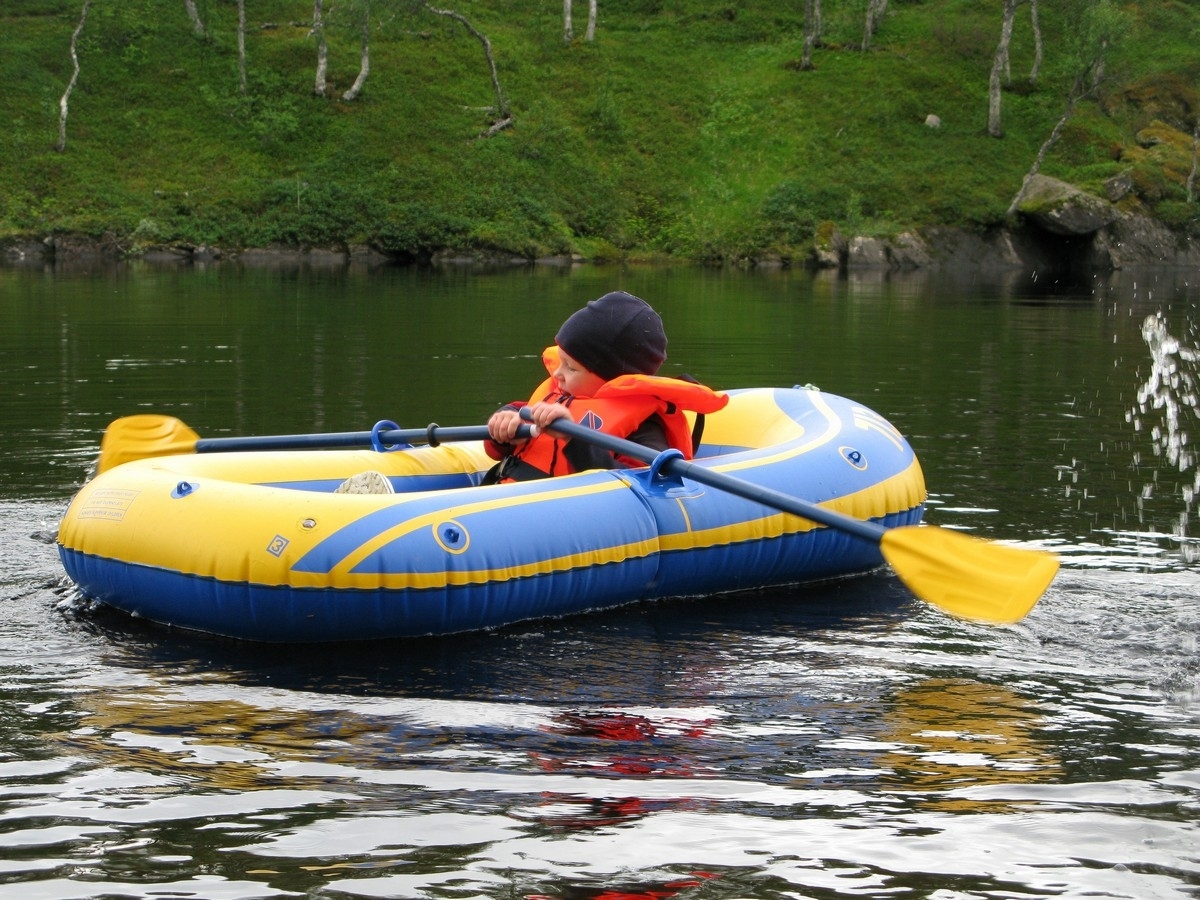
[1028,0,1043,83]
[987,0,1018,138]
[426,4,511,127]
[1007,77,1084,215]
[563,0,573,44]
[1090,38,1107,89]
[800,0,817,69]
[342,1,371,101]
[237,0,247,94]
[585,0,597,42]
[313,0,329,97]
[56,0,90,153]
[184,0,205,37]
[862,0,888,51]
[1009,23,1112,218]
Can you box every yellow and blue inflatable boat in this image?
[57,387,926,642]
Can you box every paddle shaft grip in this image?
[193,424,530,453]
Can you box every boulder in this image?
[812,221,846,269]
[847,236,888,267]
[1015,174,1120,236]
[919,225,1055,271]
[1104,173,1135,202]
[888,232,932,269]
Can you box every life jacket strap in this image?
[481,454,551,485]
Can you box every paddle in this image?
[522,408,1059,625]
[96,414,529,474]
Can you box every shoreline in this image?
[3,213,1199,274]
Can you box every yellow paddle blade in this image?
[97,415,201,474]
[880,525,1059,624]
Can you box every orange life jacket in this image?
[506,347,728,478]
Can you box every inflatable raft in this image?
[57,387,927,642]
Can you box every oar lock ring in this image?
[648,448,685,484]
[370,420,413,453]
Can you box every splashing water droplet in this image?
[1131,312,1200,533]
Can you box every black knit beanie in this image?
[555,291,668,380]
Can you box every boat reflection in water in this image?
[878,678,1061,811]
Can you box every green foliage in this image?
[199,76,303,147]
[373,204,473,258]
[2,0,1197,261]
[1156,201,1199,235]
[760,182,848,245]
[1066,0,1130,77]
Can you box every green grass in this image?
[3,0,1198,261]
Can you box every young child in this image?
[483,290,728,482]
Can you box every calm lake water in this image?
[1,260,1198,899]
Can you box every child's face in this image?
[553,350,607,397]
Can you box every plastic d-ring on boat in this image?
[370,420,411,453]
[171,480,197,499]
[648,447,686,485]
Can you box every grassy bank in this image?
[3,0,1198,262]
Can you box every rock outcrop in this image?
[1014,174,1121,236]
[1088,213,1200,269]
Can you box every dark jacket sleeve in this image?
[563,413,668,471]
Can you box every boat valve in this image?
[840,446,868,470]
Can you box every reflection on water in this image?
[14,569,1190,897]
[2,266,1200,898]
[878,679,1060,810]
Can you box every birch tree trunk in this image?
[426,4,511,128]
[987,0,1018,138]
[585,0,597,42]
[56,0,90,153]
[1028,0,1043,84]
[800,0,817,70]
[313,0,329,97]
[184,0,205,37]
[237,0,247,94]
[862,0,888,51]
[563,0,573,44]
[342,1,371,101]
[1007,75,1085,214]
[1090,38,1107,89]
[1008,15,1114,218]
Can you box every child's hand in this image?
[525,402,572,437]
[487,408,528,444]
